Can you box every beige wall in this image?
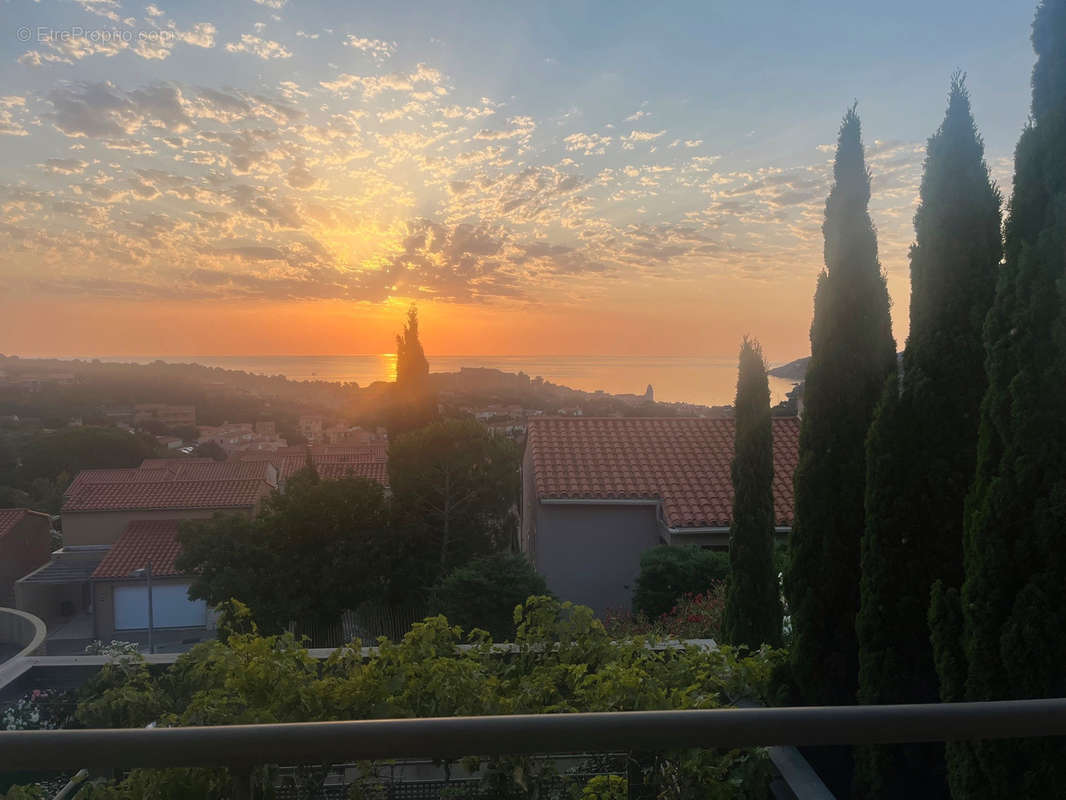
[62,508,252,546]
[0,513,51,605]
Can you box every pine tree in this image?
[723,338,782,650]
[391,304,437,433]
[855,74,1001,799]
[785,106,896,713]
[930,3,1066,797]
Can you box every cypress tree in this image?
[785,106,896,713]
[723,337,782,650]
[855,74,1001,799]
[930,3,1066,797]
[391,304,437,433]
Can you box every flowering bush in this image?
[0,688,74,731]
[85,640,141,657]
[604,580,727,641]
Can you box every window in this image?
[113,583,207,630]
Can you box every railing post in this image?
[229,765,253,800]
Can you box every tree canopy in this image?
[388,417,520,575]
[632,545,729,619]
[430,551,550,641]
[177,470,392,633]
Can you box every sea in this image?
[96,355,802,408]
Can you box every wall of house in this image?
[62,508,249,547]
[15,579,90,628]
[0,514,52,606]
[533,502,661,617]
[93,578,217,641]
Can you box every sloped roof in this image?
[0,508,50,538]
[526,416,801,529]
[312,461,390,485]
[63,479,269,513]
[237,444,389,484]
[92,520,184,579]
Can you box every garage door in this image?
[114,583,207,630]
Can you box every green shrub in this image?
[430,551,549,641]
[632,546,729,618]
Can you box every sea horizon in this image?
[40,354,803,408]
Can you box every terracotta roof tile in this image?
[526,416,801,528]
[0,508,50,538]
[91,520,184,579]
[63,479,268,513]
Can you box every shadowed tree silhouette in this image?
[855,73,1001,800]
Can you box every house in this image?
[298,415,324,444]
[90,520,214,646]
[238,443,389,488]
[133,404,196,428]
[15,459,275,652]
[61,459,276,546]
[521,416,801,615]
[0,509,52,606]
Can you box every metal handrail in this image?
[3,699,1066,771]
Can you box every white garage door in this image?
[114,583,207,630]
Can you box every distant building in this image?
[239,443,389,488]
[197,422,287,453]
[299,415,324,444]
[521,416,801,616]
[133,404,196,428]
[254,420,277,438]
[0,509,52,607]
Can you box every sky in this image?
[0,0,1039,361]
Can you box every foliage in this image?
[784,106,897,714]
[632,546,729,619]
[430,551,549,641]
[190,440,227,461]
[605,583,727,642]
[389,418,520,575]
[0,689,74,732]
[855,75,1001,798]
[85,640,141,657]
[928,4,1066,797]
[723,338,782,650]
[390,305,437,433]
[17,426,158,487]
[56,597,782,799]
[178,471,392,633]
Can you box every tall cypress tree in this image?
[930,3,1066,797]
[785,107,896,713]
[723,337,782,650]
[855,75,1001,799]
[391,304,437,433]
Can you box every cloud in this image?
[563,132,612,155]
[320,63,444,97]
[473,116,535,141]
[225,34,293,60]
[621,129,666,149]
[47,82,193,138]
[252,0,287,8]
[39,158,89,174]
[344,36,396,63]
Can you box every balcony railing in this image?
[4,699,1066,772]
